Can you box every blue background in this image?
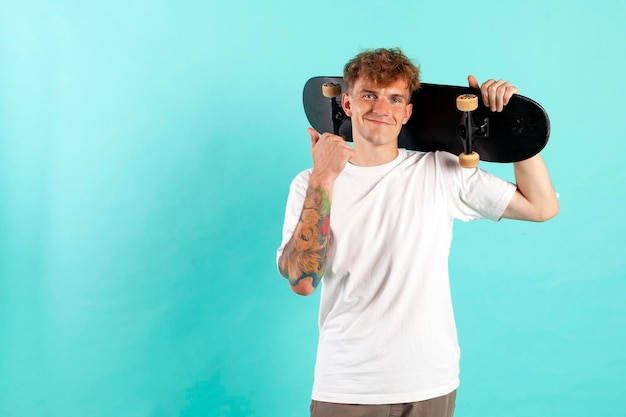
[1,1,624,416]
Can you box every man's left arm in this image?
[503,154,559,221]
[468,75,559,222]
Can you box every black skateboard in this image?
[303,76,550,167]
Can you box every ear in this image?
[402,103,413,125]
[341,93,352,117]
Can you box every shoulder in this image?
[398,149,460,170]
[287,168,312,195]
[432,150,461,167]
[291,168,311,184]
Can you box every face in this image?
[342,77,413,148]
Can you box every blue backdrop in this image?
[1,1,625,416]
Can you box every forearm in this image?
[504,154,560,221]
[278,183,332,296]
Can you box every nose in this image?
[372,97,390,115]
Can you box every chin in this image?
[366,138,397,147]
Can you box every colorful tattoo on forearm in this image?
[279,186,331,289]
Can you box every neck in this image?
[349,142,399,167]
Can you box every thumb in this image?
[307,128,320,148]
[467,75,480,89]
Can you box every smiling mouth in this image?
[365,118,393,126]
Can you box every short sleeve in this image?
[437,152,517,222]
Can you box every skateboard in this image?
[303,76,550,167]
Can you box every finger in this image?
[486,79,506,112]
[480,78,496,107]
[344,146,356,163]
[467,75,480,89]
[321,133,353,156]
[307,128,320,148]
[321,132,347,145]
[492,81,516,112]
[502,83,519,106]
[496,81,512,111]
[489,80,502,111]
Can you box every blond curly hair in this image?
[343,47,420,94]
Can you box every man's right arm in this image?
[278,129,354,296]
[278,184,332,295]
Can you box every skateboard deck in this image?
[303,76,550,163]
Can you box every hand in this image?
[307,128,354,188]
[468,75,518,112]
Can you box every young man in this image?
[276,48,559,417]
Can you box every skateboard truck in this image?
[456,94,489,168]
[322,82,346,136]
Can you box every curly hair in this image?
[343,47,420,94]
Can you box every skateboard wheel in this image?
[322,82,342,98]
[459,152,480,168]
[456,94,479,112]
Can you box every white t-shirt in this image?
[277,150,516,404]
